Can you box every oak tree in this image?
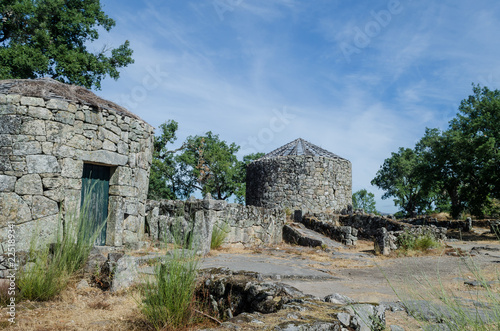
[0,0,133,89]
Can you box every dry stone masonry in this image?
[0,79,154,251]
[146,194,285,255]
[246,138,352,214]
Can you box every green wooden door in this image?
[81,164,110,246]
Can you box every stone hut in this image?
[0,79,154,251]
[246,138,352,213]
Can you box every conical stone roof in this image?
[261,138,346,160]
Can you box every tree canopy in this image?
[0,0,133,89]
[372,85,500,218]
[148,120,195,200]
[178,132,242,200]
[371,147,431,216]
[352,189,377,214]
[148,122,262,203]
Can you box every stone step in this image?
[283,222,345,249]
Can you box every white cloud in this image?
[94,0,500,213]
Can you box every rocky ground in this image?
[1,227,500,330]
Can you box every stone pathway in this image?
[201,241,500,304]
[201,252,340,281]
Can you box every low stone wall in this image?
[337,213,407,239]
[375,226,448,255]
[401,217,494,231]
[304,212,448,253]
[145,195,285,254]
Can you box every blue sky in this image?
[93,0,500,213]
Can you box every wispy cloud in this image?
[96,0,500,212]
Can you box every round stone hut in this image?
[245,138,352,213]
[0,78,154,251]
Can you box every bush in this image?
[140,248,200,330]
[140,218,201,330]
[18,196,103,301]
[397,230,441,253]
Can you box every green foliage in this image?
[178,131,241,200]
[211,220,230,249]
[18,196,102,301]
[373,84,500,218]
[352,189,378,214]
[371,147,432,216]
[17,244,67,302]
[141,240,200,329]
[148,120,194,200]
[148,121,263,202]
[485,198,500,218]
[0,0,133,89]
[396,230,441,253]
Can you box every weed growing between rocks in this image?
[140,250,200,329]
[211,219,230,250]
[18,195,103,301]
[397,230,442,254]
[140,221,202,330]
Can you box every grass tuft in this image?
[397,230,441,254]
[140,219,201,330]
[140,249,200,330]
[211,220,230,250]
[17,194,103,302]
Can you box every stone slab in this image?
[201,253,337,280]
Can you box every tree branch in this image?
[165,142,188,154]
[192,308,222,325]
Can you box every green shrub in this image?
[17,245,68,301]
[18,195,103,301]
[140,248,200,330]
[397,230,441,253]
[211,220,230,250]
[414,235,440,251]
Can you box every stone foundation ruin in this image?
[145,195,285,255]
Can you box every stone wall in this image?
[399,217,495,231]
[0,79,154,251]
[337,213,407,238]
[246,155,352,214]
[145,195,285,255]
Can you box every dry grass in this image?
[0,78,143,120]
[385,310,422,330]
[3,232,498,330]
[0,279,146,331]
[430,212,452,221]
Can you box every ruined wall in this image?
[0,80,154,251]
[146,195,285,254]
[246,155,352,214]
